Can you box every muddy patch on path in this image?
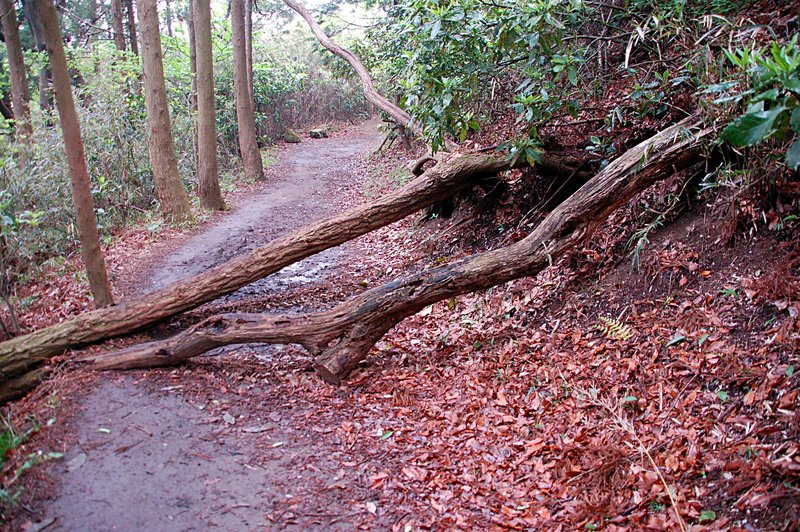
[34,121,389,530]
[142,121,379,294]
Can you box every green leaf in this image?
[698,334,710,346]
[622,395,638,403]
[699,510,716,523]
[379,430,394,440]
[783,77,800,92]
[721,107,787,146]
[665,333,686,347]
[791,107,800,133]
[787,365,795,377]
[430,19,441,39]
[787,138,800,170]
[717,390,728,402]
[525,147,542,166]
[751,88,779,102]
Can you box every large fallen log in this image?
[88,119,710,383]
[1,152,545,399]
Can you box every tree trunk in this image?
[22,0,51,111]
[0,0,33,147]
[244,0,254,102]
[125,0,138,55]
[282,0,415,134]
[193,0,224,210]
[111,0,126,52]
[37,0,114,309]
[137,0,193,223]
[0,151,536,400]
[231,0,263,180]
[188,0,198,172]
[87,120,710,383]
[164,0,173,37]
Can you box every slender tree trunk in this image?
[37,0,114,308]
[231,0,263,180]
[125,0,138,55]
[111,0,126,52]
[164,0,173,37]
[0,0,33,147]
[137,0,193,223]
[193,0,224,209]
[22,0,51,111]
[88,0,97,23]
[244,0,254,102]
[188,0,198,173]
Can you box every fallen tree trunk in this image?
[2,151,556,400]
[88,119,710,383]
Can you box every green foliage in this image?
[0,416,32,469]
[0,44,158,294]
[627,0,756,17]
[370,0,585,151]
[717,36,800,169]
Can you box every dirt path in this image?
[40,121,384,530]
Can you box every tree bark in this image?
[0,151,532,399]
[37,0,114,309]
[244,0,254,102]
[187,0,198,172]
[231,0,263,180]
[111,0,126,52]
[125,0,138,55]
[86,120,710,384]
[193,0,224,210]
[0,0,33,147]
[138,0,194,223]
[282,0,415,134]
[22,0,51,111]
[164,0,173,37]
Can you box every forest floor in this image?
[3,119,799,530]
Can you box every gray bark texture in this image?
[138,0,194,223]
[231,0,263,181]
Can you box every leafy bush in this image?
[368,0,585,151]
[718,35,800,169]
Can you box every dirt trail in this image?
[144,121,380,295]
[40,121,383,530]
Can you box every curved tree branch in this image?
[282,0,418,134]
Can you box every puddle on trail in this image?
[220,246,344,303]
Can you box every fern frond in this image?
[597,316,634,341]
